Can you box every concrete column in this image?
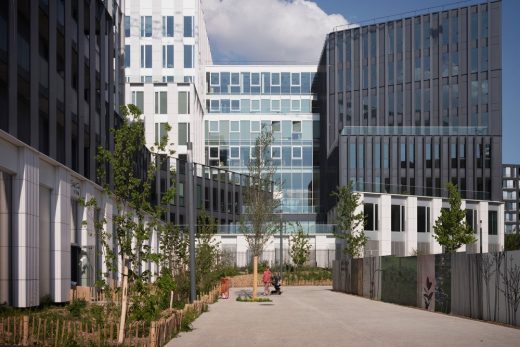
[478,201,489,254]
[431,198,443,254]
[497,203,504,251]
[379,194,392,256]
[50,167,71,302]
[0,171,12,305]
[458,200,467,253]
[405,196,418,256]
[12,148,40,307]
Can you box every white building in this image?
[123,0,212,163]
[331,192,504,258]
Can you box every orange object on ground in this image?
[220,277,230,299]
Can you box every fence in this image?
[220,249,336,269]
[0,286,220,346]
[332,250,520,327]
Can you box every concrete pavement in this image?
[167,286,520,347]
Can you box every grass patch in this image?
[236,297,272,303]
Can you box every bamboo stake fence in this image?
[0,284,221,347]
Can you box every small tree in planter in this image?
[289,222,311,273]
[433,182,476,253]
[331,182,368,259]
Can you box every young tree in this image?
[289,222,311,269]
[240,126,281,258]
[331,182,368,258]
[195,210,220,293]
[433,182,477,253]
[91,104,176,337]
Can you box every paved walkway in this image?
[168,286,520,347]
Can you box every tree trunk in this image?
[118,262,129,344]
[252,256,258,299]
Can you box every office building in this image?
[503,164,519,234]
[0,0,125,307]
[318,1,504,255]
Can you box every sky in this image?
[201,0,520,164]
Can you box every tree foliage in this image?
[433,182,477,253]
[289,223,311,268]
[505,229,520,251]
[195,210,220,293]
[331,182,368,258]
[84,104,176,320]
[240,126,281,258]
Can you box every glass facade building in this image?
[205,67,320,220]
[319,1,502,217]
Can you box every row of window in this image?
[364,203,497,235]
[346,141,491,171]
[125,15,193,38]
[207,98,313,114]
[155,122,190,146]
[124,44,194,69]
[333,7,488,61]
[208,145,308,161]
[207,71,315,95]
[131,90,190,115]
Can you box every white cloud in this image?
[201,0,348,64]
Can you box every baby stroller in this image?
[271,275,282,295]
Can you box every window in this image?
[140,45,152,68]
[230,121,240,132]
[292,146,302,159]
[466,209,478,233]
[124,16,130,37]
[162,16,174,37]
[155,91,167,114]
[209,146,219,159]
[178,183,184,207]
[417,206,430,233]
[292,121,302,133]
[132,91,144,113]
[291,73,300,86]
[364,203,379,231]
[488,210,498,235]
[272,121,281,132]
[184,45,194,68]
[251,121,260,132]
[231,100,240,112]
[291,100,301,112]
[178,123,189,146]
[271,99,280,111]
[210,99,219,112]
[140,16,152,37]
[251,100,260,112]
[271,146,281,159]
[271,73,280,86]
[209,120,219,132]
[391,205,405,232]
[400,143,406,168]
[161,76,174,83]
[124,45,130,68]
[230,146,240,159]
[154,122,168,144]
[250,146,257,159]
[162,45,174,68]
[178,91,189,114]
[184,16,193,37]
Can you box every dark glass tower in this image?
[319,0,502,217]
[0,0,124,181]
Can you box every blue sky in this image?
[203,0,519,163]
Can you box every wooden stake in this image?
[169,291,174,309]
[118,262,129,344]
[253,256,258,299]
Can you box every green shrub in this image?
[181,308,198,331]
[68,299,87,318]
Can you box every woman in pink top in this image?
[262,266,272,295]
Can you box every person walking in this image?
[262,266,272,296]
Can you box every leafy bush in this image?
[180,308,198,332]
[68,299,87,318]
